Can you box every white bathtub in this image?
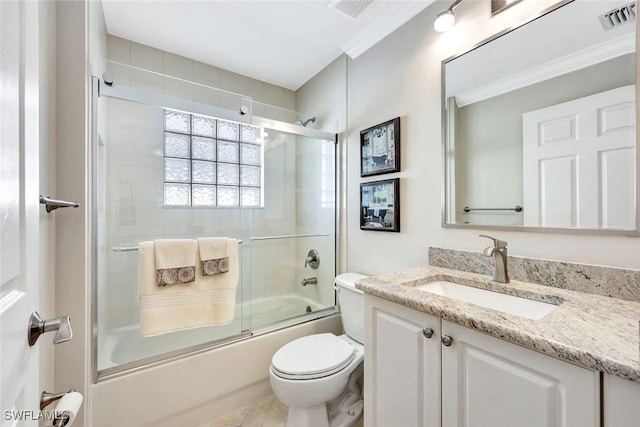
[92,310,342,427]
[99,293,326,371]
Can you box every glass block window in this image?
[163,109,262,207]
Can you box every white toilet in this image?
[270,273,368,427]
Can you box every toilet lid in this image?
[272,333,355,379]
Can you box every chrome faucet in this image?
[301,277,318,286]
[479,234,510,283]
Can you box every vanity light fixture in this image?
[434,0,462,32]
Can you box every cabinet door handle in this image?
[441,335,453,346]
[422,327,434,339]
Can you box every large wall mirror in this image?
[442,0,638,234]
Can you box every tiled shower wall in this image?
[105,35,296,114]
[98,36,304,332]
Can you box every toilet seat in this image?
[271,333,356,380]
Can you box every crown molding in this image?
[342,1,434,59]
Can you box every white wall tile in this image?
[132,166,163,203]
[130,42,164,71]
[108,200,135,237]
[107,35,131,64]
[219,69,245,95]
[129,130,163,168]
[192,61,220,87]
[163,76,194,100]
[162,208,194,236]
[242,78,266,104]
[106,273,132,311]
[192,209,221,236]
[129,103,163,132]
[163,52,193,80]
[134,202,164,236]
[106,129,132,166]
[265,84,295,111]
[131,68,163,92]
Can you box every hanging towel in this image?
[139,239,240,337]
[197,237,229,276]
[154,239,197,286]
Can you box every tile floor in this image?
[199,395,364,427]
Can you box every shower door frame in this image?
[91,75,341,382]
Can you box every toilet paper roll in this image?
[53,392,83,426]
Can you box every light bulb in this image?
[434,10,455,32]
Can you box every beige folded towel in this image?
[154,239,197,286]
[198,237,229,275]
[139,239,240,337]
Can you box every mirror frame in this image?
[440,0,640,236]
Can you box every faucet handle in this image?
[479,234,507,248]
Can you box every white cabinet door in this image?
[603,374,640,427]
[364,295,441,427]
[441,321,599,427]
[522,85,635,228]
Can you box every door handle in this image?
[28,311,73,346]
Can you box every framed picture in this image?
[360,117,400,177]
[360,178,400,232]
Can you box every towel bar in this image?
[463,205,523,213]
[39,195,79,213]
[250,233,329,241]
[113,239,243,252]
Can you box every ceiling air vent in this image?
[598,1,636,31]
[328,0,374,18]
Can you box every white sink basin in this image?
[415,281,558,320]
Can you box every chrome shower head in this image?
[294,117,316,127]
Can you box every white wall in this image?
[55,1,90,425]
[346,0,640,275]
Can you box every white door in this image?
[1,0,42,424]
[523,85,636,228]
[441,321,599,427]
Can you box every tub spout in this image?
[301,277,318,286]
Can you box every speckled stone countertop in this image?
[356,266,640,383]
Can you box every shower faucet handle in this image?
[304,249,320,269]
[28,311,73,346]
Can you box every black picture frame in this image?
[360,117,400,177]
[360,178,400,232]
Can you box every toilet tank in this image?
[335,273,368,344]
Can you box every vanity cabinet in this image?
[603,374,640,427]
[442,320,599,427]
[364,295,441,427]
[364,295,600,427]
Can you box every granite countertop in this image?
[356,265,640,383]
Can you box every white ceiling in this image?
[101,0,434,91]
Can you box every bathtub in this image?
[92,308,342,427]
[99,293,327,371]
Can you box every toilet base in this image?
[285,392,363,427]
[285,363,364,427]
